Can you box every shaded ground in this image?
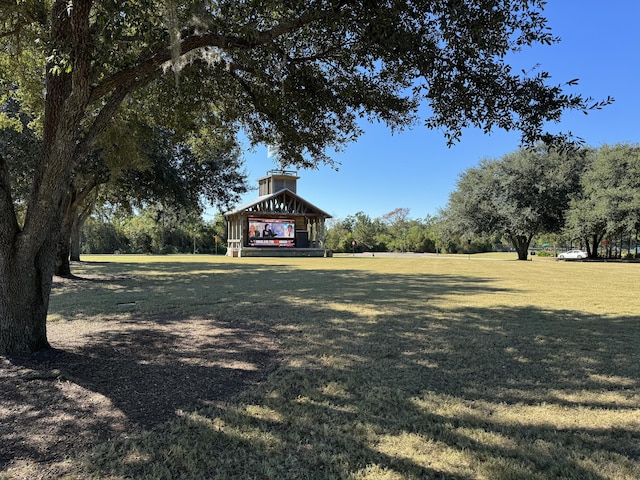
[1,275,280,477]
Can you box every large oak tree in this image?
[1,0,606,354]
[442,145,588,259]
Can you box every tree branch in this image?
[0,153,20,244]
[89,9,326,104]
[81,81,142,156]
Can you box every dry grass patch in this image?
[2,254,638,479]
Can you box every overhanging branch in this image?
[88,9,326,104]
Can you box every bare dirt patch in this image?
[1,282,281,476]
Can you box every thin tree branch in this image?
[81,81,140,156]
[89,9,326,104]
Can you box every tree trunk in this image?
[55,236,72,277]
[70,218,82,262]
[68,208,90,262]
[1,161,53,355]
[55,212,87,269]
[509,234,532,261]
[55,194,75,277]
[71,189,98,262]
[1,1,90,355]
[515,243,529,261]
[54,184,77,277]
[55,177,100,275]
[0,242,56,355]
[588,233,604,259]
[1,0,135,355]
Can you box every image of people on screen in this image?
[262,224,275,238]
[248,218,295,247]
[249,224,260,238]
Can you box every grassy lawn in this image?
[10,254,640,479]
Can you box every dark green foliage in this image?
[564,144,640,257]
[325,210,440,253]
[443,145,588,259]
[0,98,42,212]
[82,208,227,255]
[81,216,128,254]
[105,127,248,215]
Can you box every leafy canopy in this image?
[1,0,608,172]
[564,144,640,246]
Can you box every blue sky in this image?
[223,1,640,222]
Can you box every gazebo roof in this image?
[224,188,332,218]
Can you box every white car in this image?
[558,249,588,260]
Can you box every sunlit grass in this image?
[40,255,640,479]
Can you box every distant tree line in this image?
[325,209,498,255]
[326,209,437,254]
[77,143,640,260]
[81,206,227,255]
[328,144,640,260]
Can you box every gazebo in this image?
[224,170,332,257]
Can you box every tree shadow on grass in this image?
[1,312,280,471]
[3,261,639,478]
[200,294,637,479]
[97,263,636,479]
